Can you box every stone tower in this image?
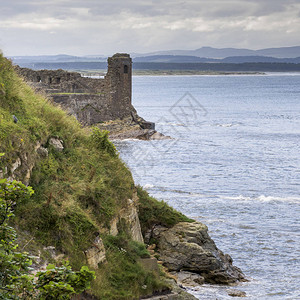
[105,53,135,119]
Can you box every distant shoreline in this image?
[132,70,265,76]
[79,69,265,77]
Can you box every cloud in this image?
[0,0,299,55]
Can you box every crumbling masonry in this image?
[17,53,154,129]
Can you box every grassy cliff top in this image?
[0,52,134,241]
[0,54,166,299]
[0,54,196,299]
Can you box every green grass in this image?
[0,54,193,298]
[0,54,82,170]
[91,233,167,299]
[0,54,158,296]
[137,186,194,237]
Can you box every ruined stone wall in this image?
[52,94,117,126]
[16,53,137,125]
[105,54,133,119]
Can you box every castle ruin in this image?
[17,53,154,129]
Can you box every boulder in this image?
[138,257,160,275]
[109,195,144,243]
[149,131,172,140]
[84,235,106,269]
[11,157,21,173]
[174,271,205,287]
[37,146,49,157]
[152,222,246,285]
[49,137,64,152]
[227,289,247,297]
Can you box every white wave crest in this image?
[143,183,154,189]
[222,194,300,203]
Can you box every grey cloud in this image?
[0,0,299,55]
[1,0,298,19]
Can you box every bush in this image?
[91,233,165,299]
[0,178,95,299]
[137,186,193,237]
[90,127,117,157]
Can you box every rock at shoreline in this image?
[227,289,247,297]
[172,271,205,287]
[96,116,171,141]
[111,129,171,140]
[151,222,246,285]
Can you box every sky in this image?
[0,0,300,56]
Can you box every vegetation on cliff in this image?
[0,53,173,299]
[137,186,193,237]
[0,51,246,299]
[0,178,96,299]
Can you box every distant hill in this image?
[132,46,300,59]
[255,46,300,58]
[9,46,300,72]
[20,62,108,70]
[131,62,300,72]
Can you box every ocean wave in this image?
[150,185,204,196]
[143,183,154,189]
[217,123,235,127]
[141,186,300,204]
[212,122,242,128]
[222,194,300,203]
[121,138,141,141]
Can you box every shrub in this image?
[91,233,165,299]
[90,127,117,157]
[137,186,193,237]
[0,178,95,299]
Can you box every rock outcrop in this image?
[227,289,247,297]
[109,195,144,243]
[84,235,106,269]
[110,129,171,140]
[151,222,246,285]
[48,137,64,152]
[171,271,205,288]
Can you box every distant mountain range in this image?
[9,46,300,71]
[131,46,300,59]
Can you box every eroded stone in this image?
[153,222,246,285]
[49,137,64,152]
[84,236,106,269]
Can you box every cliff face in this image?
[0,53,166,299]
[0,53,245,299]
[150,222,245,285]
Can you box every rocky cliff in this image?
[0,53,245,299]
[150,222,245,285]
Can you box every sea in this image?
[114,73,300,300]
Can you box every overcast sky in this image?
[0,0,300,56]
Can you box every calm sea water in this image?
[115,74,300,299]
